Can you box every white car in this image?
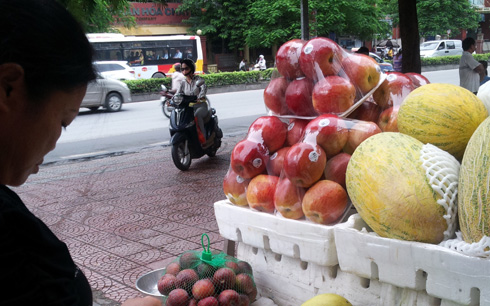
[93,61,136,80]
[81,75,132,112]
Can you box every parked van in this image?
[420,40,463,58]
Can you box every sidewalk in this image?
[13,133,246,305]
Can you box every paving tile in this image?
[10,134,245,305]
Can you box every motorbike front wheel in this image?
[162,101,172,119]
[171,141,191,171]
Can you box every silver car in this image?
[81,75,132,112]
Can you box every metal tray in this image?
[135,268,167,301]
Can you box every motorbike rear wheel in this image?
[171,141,191,171]
[162,101,172,119]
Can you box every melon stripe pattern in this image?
[398,83,488,160]
[459,116,490,243]
[346,132,448,244]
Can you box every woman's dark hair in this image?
[462,37,476,51]
[0,0,96,101]
[180,59,196,74]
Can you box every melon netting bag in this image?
[157,234,257,305]
[440,232,490,258]
[419,143,460,241]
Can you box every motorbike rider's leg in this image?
[194,104,209,144]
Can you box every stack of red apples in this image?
[223,37,430,226]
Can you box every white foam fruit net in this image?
[419,143,460,241]
[441,232,490,258]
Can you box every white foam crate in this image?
[214,200,354,267]
[237,243,451,306]
[334,214,490,306]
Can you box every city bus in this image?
[87,33,204,79]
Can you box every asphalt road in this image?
[44,68,459,164]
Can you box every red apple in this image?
[286,118,309,146]
[323,153,351,189]
[238,294,251,306]
[347,100,381,123]
[405,72,430,88]
[302,180,349,225]
[246,174,279,213]
[198,296,219,306]
[235,273,256,298]
[217,289,241,306]
[247,116,287,153]
[377,106,399,132]
[303,114,349,157]
[264,77,289,115]
[166,288,190,306]
[230,139,269,179]
[176,269,199,289]
[283,142,327,188]
[192,279,215,300]
[236,261,253,275]
[213,268,237,291]
[267,146,290,177]
[157,274,178,295]
[276,39,306,80]
[166,262,181,276]
[225,261,239,274]
[179,251,200,270]
[343,121,382,155]
[373,72,414,109]
[312,75,356,114]
[387,72,415,108]
[285,77,315,116]
[341,53,381,95]
[274,176,306,219]
[299,37,343,81]
[223,168,251,206]
[189,298,198,306]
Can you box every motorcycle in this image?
[160,85,174,119]
[163,81,223,171]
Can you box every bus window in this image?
[171,48,183,59]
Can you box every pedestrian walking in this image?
[0,1,160,305]
[393,49,403,72]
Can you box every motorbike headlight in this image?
[173,94,183,106]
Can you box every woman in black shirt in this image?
[0,1,160,305]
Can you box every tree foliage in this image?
[177,0,391,50]
[379,0,480,39]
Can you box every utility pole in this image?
[301,0,309,40]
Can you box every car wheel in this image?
[152,72,165,78]
[105,92,123,112]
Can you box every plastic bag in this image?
[157,234,257,305]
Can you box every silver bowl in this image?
[135,268,167,301]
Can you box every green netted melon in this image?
[346,132,452,244]
[398,83,488,160]
[459,116,490,243]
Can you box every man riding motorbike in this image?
[170,63,185,93]
[177,59,209,144]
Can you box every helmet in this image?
[259,55,264,58]
[180,58,195,74]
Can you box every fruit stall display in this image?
[216,36,490,306]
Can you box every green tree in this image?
[417,0,480,38]
[245,0,391,48]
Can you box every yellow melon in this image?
[346,132,459,244]
[398,83,488,160]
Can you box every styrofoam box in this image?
[214,200,354,267]
[334,214,490,306]
[237,243,454,306]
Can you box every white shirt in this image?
[459,51,481,93]
[171,72,185,92]
[257,58,266,70]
